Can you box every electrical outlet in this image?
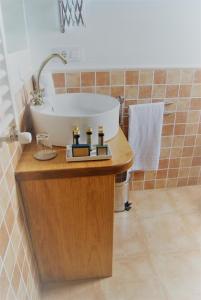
[51,47,82,62]
[68,47,81,62]
[52,48,68,59]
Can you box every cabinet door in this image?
[19,175,115,282]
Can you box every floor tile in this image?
[169,186,201,214]
[114,213,147,257]
[112,256,157,282]
[131,189,176,218]
[182,212,201,247]
[101,277,166,300]
[150,250,201,300]
[42,279,105,300]
[140,211,200,254]
[41,185,201,300]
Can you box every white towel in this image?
[128,102,164,171]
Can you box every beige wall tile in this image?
[160,148,171,159]
[167,69,181,83]
[0,268,10,299]
[0,179,10,218]
[152,85,166,98]
[194,70,201,83]
[132,181,144,190]
[184,135,196,146]
[111,86,124,97]
[166,85,179,98]
[0,144,11,171]
[185,123,199,135]
[155,179,167,189]
[111,71,124,85]
[172,136,184,147]
[187,111,200,123]
[96,72,110,86]
[189,166,200,177]
[0,222,9,259]
[162,125,174,136]
[177,99,190,111]
[67,87,80,93]
[180,157,192,167]
[52,73,65,88]
[96,86,111,95]
[66,72,80,87]
[196,135,201,146]
[179,85,192,97]
[167,178,178,187]
[154,70,167,84]
[179,167,190,177]
[125,70,139,85]
[133,171,145,181]
[4,242,15,277]
[181,69,194,83]
[174,124,186,135]
[156,170,168,179]
[164,112,175,124]
[159,159,169,169]
[139,86,152,98]
[191,85,201,97]
[125,86,138,98]
[169,158,180,168]
[0,80,40,300]
[5,204,14,235]
[145,171,156,180]
[168,168,179,178]
[170,147,183,158]
[81,72,95,86]
[190,98,201,110]
[139,70,153,84]
[176,177,186,186]
[144,180,155,190]
[5,165,15,191]
[81,86,95,93]
[161,136,173,148]
[176,112,187,123]
[55,88,66,94]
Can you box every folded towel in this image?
[128,102,164,171]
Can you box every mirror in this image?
[1,0,28,53]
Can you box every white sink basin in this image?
[31,93,120,146]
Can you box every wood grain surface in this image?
[15,129,133,181]
[20,175,115,282]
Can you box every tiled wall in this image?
[53,68,201,190]
[0,81,40,299]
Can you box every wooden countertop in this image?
[15,129,133,181]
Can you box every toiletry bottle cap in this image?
[72,126,78,132]
[74,126,80,134]
[87,127,93,133]
[98,126,104,133]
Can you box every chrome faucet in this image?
[31,53,67,105]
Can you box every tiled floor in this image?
[41,185,201,300]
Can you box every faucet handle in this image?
[30,89,44,106]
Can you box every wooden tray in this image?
[66,145,112,162]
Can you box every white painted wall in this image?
[0,0,33,94]
[26,0,201,70]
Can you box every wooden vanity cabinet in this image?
[16,129,133,283]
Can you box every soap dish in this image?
[66,145,112,162]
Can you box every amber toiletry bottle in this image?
[98,126,104,146]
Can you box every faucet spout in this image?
[37,53,67,91]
